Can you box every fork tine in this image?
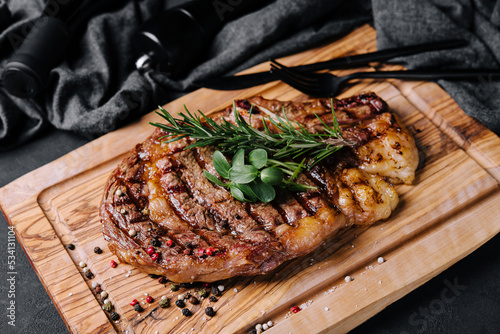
[270,59,317,83]
[270,64,312,87]
[270,66,313,91]
[270,67,320,96]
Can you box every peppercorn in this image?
[146,296,153,303]
[198,289,209,298]
[85,270,94,279]
[291,306,301,313]
[180,283,192,288]
[150,238,161,247]
[170,284,180,292]
[110,260,117,268]
[151,253,159,261]
[205,306,216,317]
[67,244,75,250]
[159,298,170,308]
[102,303,113,312]
[93,246,102,254]
[181,308,192,317]
[94,286,102,294]
[211,286,221,296]
[158,276,167,284]
[165,239,174,247]
[249,330,257,334]
[130,299,138,306]
[175,300,185,308]
[189,296,199,305]
[146,246,155,255]
[183,249,192,255]
[209,296,218,303]
[206,247,216,256]
[109,311,119,321]
[134,304,143,312]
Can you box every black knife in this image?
[194,39,468,90]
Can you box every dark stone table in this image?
[1,127,499,334]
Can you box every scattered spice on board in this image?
[67,244,75,250]
[170,284,180,292]
[134,304,144,312]
[205,307,216,317]
[130,299,138,306]
[146,296,154,303]
[209,296,218,303]
[182,308,192,317]
[159,297,170,308]
[85,270,94,279]
[175,300,185,308]
[94,246,102,254]
[110,260,118,268]
[291,306,301,313]
[110,312,120,321]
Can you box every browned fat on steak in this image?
[100,93,418,283]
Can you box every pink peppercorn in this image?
[166,239,173,247]
[206,247,216,256]
[110,260,117,268]
[196,248,205,257]
[146,246,155,255]
[130,299,138,306]
[146,296,153,303]
[291,306,301,313]
[151,253,159,261]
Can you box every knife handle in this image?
[293,39,469,73]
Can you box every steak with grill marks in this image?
[100,92,418,283]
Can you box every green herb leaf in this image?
[284,181,317,192]
[212,151,231,179]
[249,178,276,203]
[260,167,284,185]
[248,149,267,169]
[232,148,245,167]
[203,170,227,187]
[231,183,258,202]
[229,165,259,184]
[229,185,247,202]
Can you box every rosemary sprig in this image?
[150,101,353,168]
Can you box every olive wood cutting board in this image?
[1,24,500,334]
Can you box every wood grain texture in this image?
[1,25,499,334]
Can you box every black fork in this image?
[270,59,500,97]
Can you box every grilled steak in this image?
[100,92,418,283]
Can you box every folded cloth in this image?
[0,0,370,150]
[372,0,500,134]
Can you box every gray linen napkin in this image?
[372,0,500,134]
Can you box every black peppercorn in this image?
[150,238,161,247]
[67,244,75,250]
[189,296,199,305]
[85,270,94,279]
[175,300,185,308]
[134,304,143,312]
[180,282,192,288]
[181,308,192,316]
[205,306,216,317]
[209,296,218,302]
[93,246,102,254]
[109,312,120,321]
